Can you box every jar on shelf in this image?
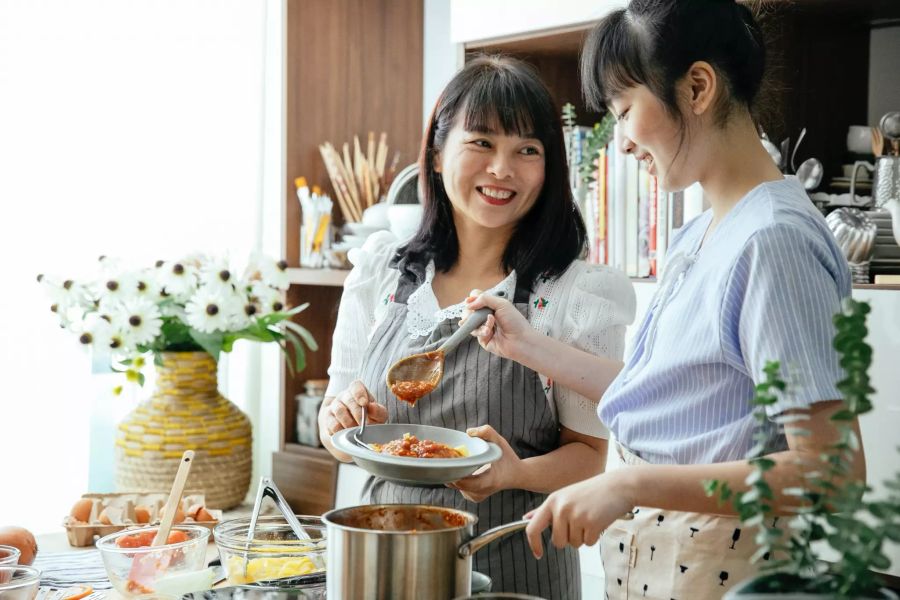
[296,379,328,447]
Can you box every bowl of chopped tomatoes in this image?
[332,423,502,485]
[96,524,210,597]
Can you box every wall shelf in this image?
[287,268,349,287]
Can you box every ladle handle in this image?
[437,290,507,355]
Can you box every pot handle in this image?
[458,519,529,558]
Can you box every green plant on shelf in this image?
[562,102,616,190]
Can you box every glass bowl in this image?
[0,546,20,566]
[96,524,209,597]
[214,515,326,586]
[0,565,41,600]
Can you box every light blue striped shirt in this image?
[600,177,852,465]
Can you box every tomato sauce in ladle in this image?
[385,294,503,405]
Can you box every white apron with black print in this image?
[600,444,779,600]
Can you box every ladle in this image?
[385,290,506,405]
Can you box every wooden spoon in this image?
[127,450,194,590]
[385,291,506,405]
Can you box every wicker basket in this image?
[114,352,252,509]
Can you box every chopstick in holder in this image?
[335,146,363,222]
[319,131,393,219]
[341,143,363,218]
[363,162,373,208]
[353,136,369,206]
[320,144,362,222]
[376,132,388,180]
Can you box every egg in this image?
[159,504,185,524]
[185,503,203,521]
[185,503,215,522]
[98,508,112,525]
[69,498,93,523]
[195,507,215,522]
[134,505,151,524]
[0,526,38,565]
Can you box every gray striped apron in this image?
[357,264,580,600]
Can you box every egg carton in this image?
[62,490,222,547]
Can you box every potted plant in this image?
[40,253,316,508]
[706,299,899,599]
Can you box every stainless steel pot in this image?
[321,504,528,600]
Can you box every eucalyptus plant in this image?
[705,298,900,597]
[561,102,616,189]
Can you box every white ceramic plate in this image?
[331,423,502,485]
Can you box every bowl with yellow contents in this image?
[213,516,326,588]
[332,423,502,485]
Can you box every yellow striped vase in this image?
[114,351,252,509]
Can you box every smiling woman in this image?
[0,1,278,533]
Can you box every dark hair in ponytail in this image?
[581,0,766,125]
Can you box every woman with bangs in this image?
[512,1,863,598]
[318,55,635,597]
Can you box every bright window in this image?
[0,0,274,533]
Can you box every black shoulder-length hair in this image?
[391,55,587,292]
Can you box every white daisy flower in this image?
[76,313,114,350]
[39,275,90,328]
[230,291,260,330]
[250,282,286,316]
[113,297,163,347]
[95,271,139,311]
[134,268,163,302]
[157,260,198,301]
[199,257,236,294]
[245,253,290,290]
[185,288,242,333]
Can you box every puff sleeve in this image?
[325,231,399,398]
[536,262,636,437]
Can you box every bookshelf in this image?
[464,0,900,280]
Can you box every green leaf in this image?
[882,524,900,542]
[829,410,857,422]
[187,328,224,362]
[282,328,307,373]
[751,457,776,471]
[868,502,895,519]
[283,320,318,352]
[278,340,296,378]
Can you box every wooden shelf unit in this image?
[273,0,424,516]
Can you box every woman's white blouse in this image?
[325,231,636,438]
